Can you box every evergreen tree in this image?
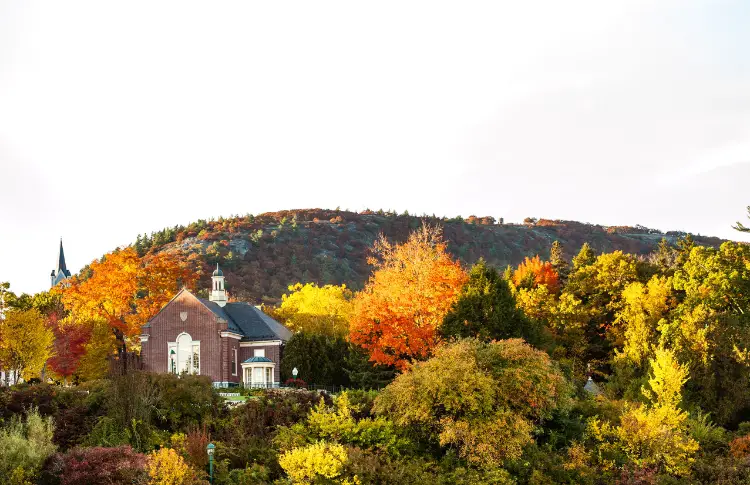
[734,206,750,233]
[675,234,695,267]
[134,234,144,257]
[549,241,570,283]
[440,259,541,346]
[344,344,396,390]
[572,242,596,270]
[653,237,676,273]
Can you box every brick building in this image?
[140,265,292,387]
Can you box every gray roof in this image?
[142,289,292,343]
[243,356,273,363]
[198,299,292,342]
[584,377,602,395]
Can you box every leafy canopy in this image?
[275,282,353,337]
[374,338,570,468]
[349,225,467,369]
[440,259,540,345]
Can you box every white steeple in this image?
[209,263,227,307]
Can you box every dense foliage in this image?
[1,207,748,484]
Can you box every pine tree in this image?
[549,241,570,283]
[653,237,676,272]
[572,243,596,270]
[441,259,541,345]
[734,206,750,233]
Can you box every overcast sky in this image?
[1,0,749,294]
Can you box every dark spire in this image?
[57,239,69,275]
[51,239,72,288]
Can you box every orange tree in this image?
[58,247,198,355]
[512,255,560,293]
[349,225,467,369]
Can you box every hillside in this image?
[134,209,725,303]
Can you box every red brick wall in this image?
[142,290,227,383]
[239,343,283,383]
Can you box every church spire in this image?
[57,239,68,275]
[51,239,72,288]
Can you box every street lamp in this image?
[206,443,215,484]
[292,367,298,379]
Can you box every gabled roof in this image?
[221,302,293,342]
[142,288,291,342]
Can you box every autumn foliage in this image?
[513,255,560,293]
[46,313,92,382]
[349,225,467,369]
[57,247,198,350]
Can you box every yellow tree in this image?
[590,348,698,476]
[615,276,674,368]
[274,283,353,337]
[349,225,467,369]
[0,309,54,384]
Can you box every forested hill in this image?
[133,209,725,303]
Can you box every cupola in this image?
[209,263,227,307]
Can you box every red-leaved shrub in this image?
[43,446,148,485]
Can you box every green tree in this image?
[591,348,698,476]
[664,242,750,425]
[440,259,540,345]
[549,240,570,283]
[280,333,351,386]
[652,238,677,273]
[374,339,570,468]
[572,243,596,270]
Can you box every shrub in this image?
[148,447,203,485]
[217,389,331,471]
[278,441,350,483]
[374,339,570,468]
[0,408,56,484]
[151,374,224,431]
[43,446,148,485]
[730,435,750,459]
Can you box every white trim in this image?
[168,333,201,376]
[140,334,149,342]
[239,340,282,347]
[240,362,275,386]
[220,331,243,340]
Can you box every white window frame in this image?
[253,349,265,358]
[167,332,200,376]
[232,348,238,376]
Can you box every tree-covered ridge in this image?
[128,208,726,304]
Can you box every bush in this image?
[216,389,331,471]
[278,441,350,483]
[151,374,225,432]
[0,408,57,484]
[42,446,148,485]
[148,447,205,485]
[374,339,570,468]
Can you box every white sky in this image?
[1,0,749,294]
